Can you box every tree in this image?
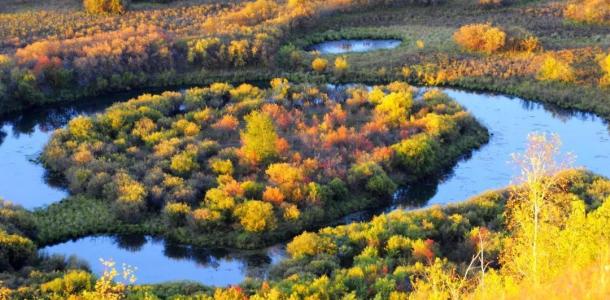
[234,200,276,232]
[240,111,279,165]
[228,40,250,67]
[83,0,129,15]
[503,133,572,284]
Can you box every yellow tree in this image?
[503,133,573,285]
[240,111,279,165]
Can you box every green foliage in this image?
[33,196,118,245]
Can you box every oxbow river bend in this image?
[1,40,609,283]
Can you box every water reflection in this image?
[42,235,286,286]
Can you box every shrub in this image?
[170,151,199,175]
[286,232,336,259]
[537,56,576,83]
[0,230,36,271]
[210,159,234,175]
[366,172,398,197]
[164,202,191,226]
[41,271,93,296]
[453,23,506,54]
[282,203,301,220]
[334,56,348,75]
[564,0,610,24]
[234,200,276,232]
[312,57,328,73]
[263,187,285,204]
[83,0,129,15]
[392,134,439,176]
[374,92,413,126]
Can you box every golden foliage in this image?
[312,57,328,73]
[453,23,506,54]
[334,56,349,74]
[599,53,610,87]
[234,200,276,232]
[286,232,336,259]
[536,56,576,83]
[564,0,610,24]
[83,0,128,15]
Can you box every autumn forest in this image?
[0,0,609,299]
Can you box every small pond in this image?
[42,235,285,286]
[306,39,401,54]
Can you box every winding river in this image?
[1,40,609,285]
